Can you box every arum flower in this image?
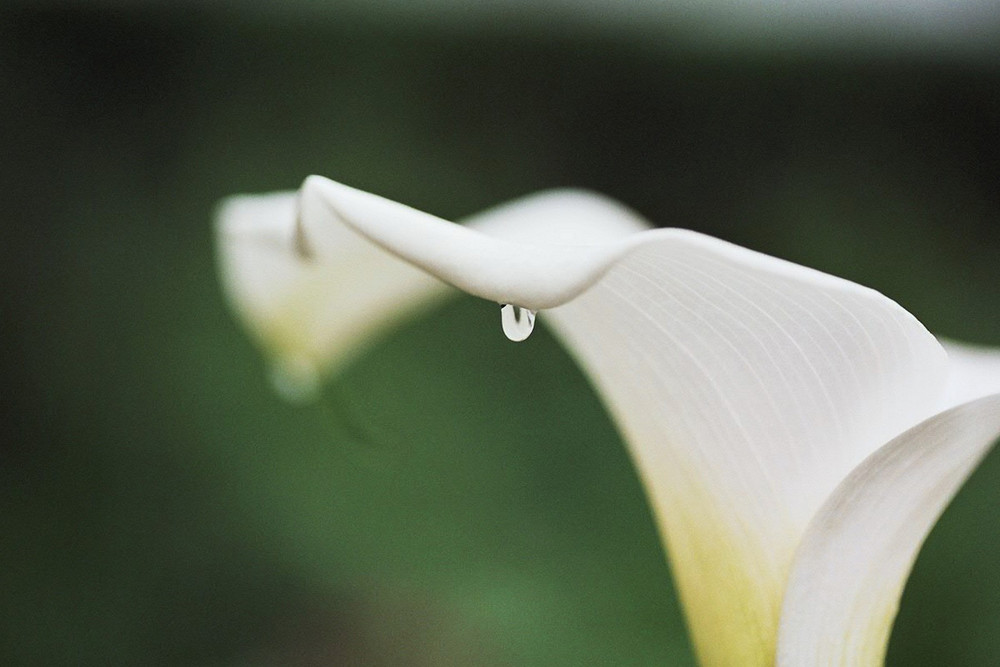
[216,176,1000,665]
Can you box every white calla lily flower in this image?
[216,175,1000,665]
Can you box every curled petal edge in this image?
[300,175,882,311]
[777,392,1000,666]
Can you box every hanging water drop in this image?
[500,303,536,342]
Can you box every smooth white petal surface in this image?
[217,183,648,395]
[300,177,950,663]
[542,237,952,664]
[777,393,1000,666]
[940,339,1000,409]
[463,186,650,243]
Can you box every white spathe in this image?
[217,183,648,392]
[216,175,1000,665]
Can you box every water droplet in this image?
[269,357,321,403]
[500,304,536,342]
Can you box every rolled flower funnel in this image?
[217,175,1000,665]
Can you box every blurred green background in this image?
[2,2,999,665]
